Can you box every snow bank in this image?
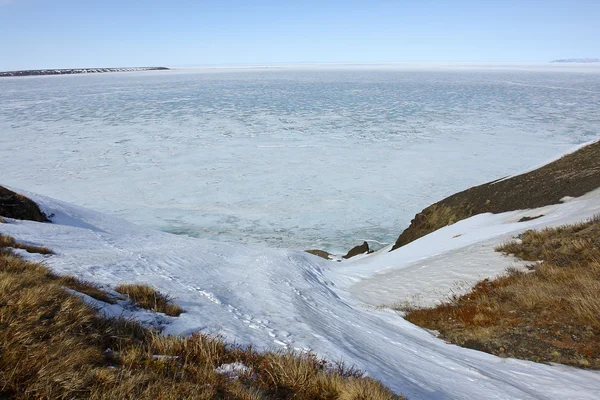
[339,188,600,308]
[1,188,599,399]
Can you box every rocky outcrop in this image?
[392,140,600,251]
[0,186,49,222]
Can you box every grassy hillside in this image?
[392,141,600,250]
[403,216,600,368]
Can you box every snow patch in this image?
[215,362,251,379]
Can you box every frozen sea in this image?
[1,64,599,253]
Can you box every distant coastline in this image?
[0,67,169,77]
[550,58,600,63]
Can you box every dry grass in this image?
[0,233,54,254]
[0,216,5,223]
[0,235,404,399]
[495,214,600,264]
[59,276,116,304]
[115,283,184,317]
[0,234,114,304]
[404,216,600,368]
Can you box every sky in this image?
[0,0,598,70]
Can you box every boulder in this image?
[342,241,370,259]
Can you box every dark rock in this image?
[0,186,49,222]
[342,241,370,259]
[518,215,544,222]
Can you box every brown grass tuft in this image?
[404,216,600,368]
[0,233,54,254]
[0,234,404,399]
[58,275,116,304]
[115,283,184,317]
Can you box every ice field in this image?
[2,64,600,252]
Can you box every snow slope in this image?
[1,187,600,399]
[342,188,600,308]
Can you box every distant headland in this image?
[0,67,169,77]
[550,58,600,63]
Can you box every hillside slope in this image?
[405,216,600,368]
[392,140,600,250]
[0,233,399,399]
[2,185,600,399]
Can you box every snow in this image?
[1,66,599,252]
[2,186,600,399]
[215,362,252,379]
[340,188,600,308]
[69,289,174,329]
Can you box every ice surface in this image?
[2,187,600,399]
[1,65,600,252]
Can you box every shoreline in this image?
[0,67,169,77]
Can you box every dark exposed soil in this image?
[0,185,49,222]
[392,141,600,251]
[518,215,544,222]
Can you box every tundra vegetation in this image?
[115,283,184,317]
[403,216,600,368]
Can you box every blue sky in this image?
[1,0,598,69]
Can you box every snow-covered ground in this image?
[2,186,600,399]
[345,189,600,308]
